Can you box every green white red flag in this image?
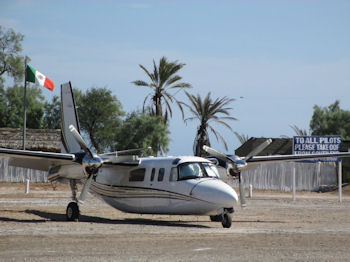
[25,65,55,91]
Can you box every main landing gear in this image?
[66,202,80,221]
[66,180,80,221]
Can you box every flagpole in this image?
[22,57,27,150]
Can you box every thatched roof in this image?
[235,137,292,157]
[0,128,61,152]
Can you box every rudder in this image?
[61,82,82,154]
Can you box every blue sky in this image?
[1,0,349,155]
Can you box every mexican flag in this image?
[26,65,55,91]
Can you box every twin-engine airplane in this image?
[1,82,350,228]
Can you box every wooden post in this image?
[292,165,296,201]
[338,159,342,203]
[22,57,27,150]
[248,184,253,198]
[25,179,30,194]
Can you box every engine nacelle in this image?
[48,164,85,181]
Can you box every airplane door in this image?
[169,167,197,195]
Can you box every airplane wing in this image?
[204,144,350,173]
[246,151,350,163]
[0,148,77,171]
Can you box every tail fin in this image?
[61,82,82,153]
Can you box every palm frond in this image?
[163,96,173,118]
[132,56,191,124]
[209,118,234,132]
[142,93,152,113]
[290,124,308,136]
[132,80,149,87]
[234,132,250,144]
[139,64,156,84]
[152,59,159,86]
[165,75,182,87]
[183,92,237,154]
[208,126,229,151]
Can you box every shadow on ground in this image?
[13,209,211,228]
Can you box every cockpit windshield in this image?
[178,162,219,180]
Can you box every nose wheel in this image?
[221,213,232,228]
[210,209,233,228]
[66,202,80,221]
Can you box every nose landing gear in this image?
[221,213,232,228]
[210,208,234,228]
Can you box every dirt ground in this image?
[0,182,350,262]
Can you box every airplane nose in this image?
[191,179,238,207]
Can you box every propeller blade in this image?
[68,126,103,206]
[78,174,94,205]
[69,125,93,159]
[238,173,246,207]
[203,145,247,171]
[203,145,233,163]
[244,138,272,160]
[203,145,247,207]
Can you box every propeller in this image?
[69,125,103,204]
[244,139,272,160]
[203,139,272,207]
[69,125,93,159]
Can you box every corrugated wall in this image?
[224,162,337,191]
[0,158,47,182]
[1,158,338,191]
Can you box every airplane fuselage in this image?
[89,156,238,216]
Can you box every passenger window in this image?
[129,168,146,182]
[150,168,155,181]
[158,168,165,181]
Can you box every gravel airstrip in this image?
[0,182,349,261]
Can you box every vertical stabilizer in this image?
[61,82,82,153]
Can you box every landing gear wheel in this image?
[66,202,80,221]
[221,213,232,228]
[210,215,222,222]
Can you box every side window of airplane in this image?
[150,168,155,181]
[129,168,146,182]
[178,163,204,180]
[170,167,178,181]
[158,168,165,181]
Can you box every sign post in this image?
[338,159,342,203]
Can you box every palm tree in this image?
[132,56,192,124]
[290,124,308,136]
[182,92,237,157]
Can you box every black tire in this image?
[66,202,80,221]
[221,213,232,228]
[210,215,222,222]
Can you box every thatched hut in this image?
[0,128,61,182]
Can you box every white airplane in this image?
[1,82,350,228]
